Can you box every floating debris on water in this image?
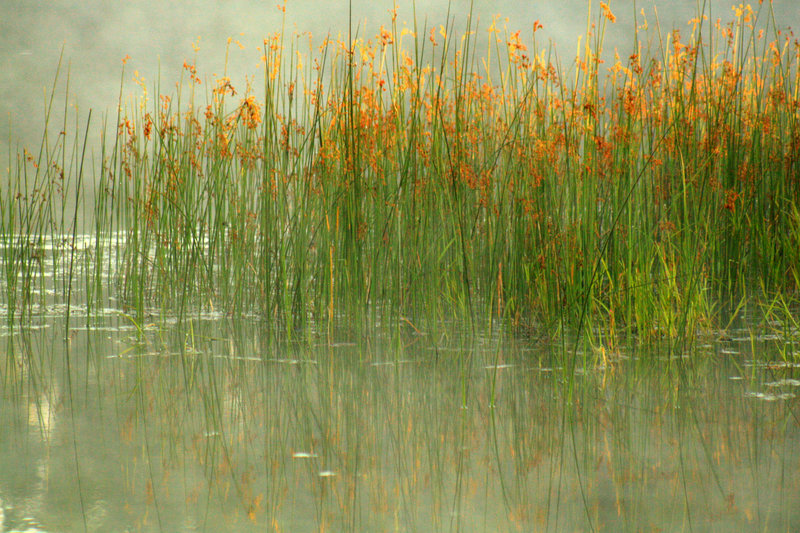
[214,355,262,362]
[106,351,175,359]
[267,358,317,365]
[318,470,336,477]
[744,391,796,401]
[745,361,800,370]
[292,452,317,459]
[765,379,800,388]
[315,342,357,348]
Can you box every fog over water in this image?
[1,0,798,163]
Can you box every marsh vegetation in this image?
[1,2,799,531]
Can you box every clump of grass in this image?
[2,2,799,344]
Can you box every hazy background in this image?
[1,0,798,165]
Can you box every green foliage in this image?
[2,3,799,344]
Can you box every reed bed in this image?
[2,2,799,343]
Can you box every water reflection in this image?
[1,318,798,531]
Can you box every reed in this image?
[2,2,798,345]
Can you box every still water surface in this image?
[1,309,798,531]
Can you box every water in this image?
[1,236,799,531]
[1,309,798,531]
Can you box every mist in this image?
[2,0,797,163]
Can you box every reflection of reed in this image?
[27,385,57,442]
[1,319,799,530]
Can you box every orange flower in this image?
[723,189,740,213]
[143,113,153,140]
[600,2,616,23]
[239,95,262,130]
[379,25,394,47]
